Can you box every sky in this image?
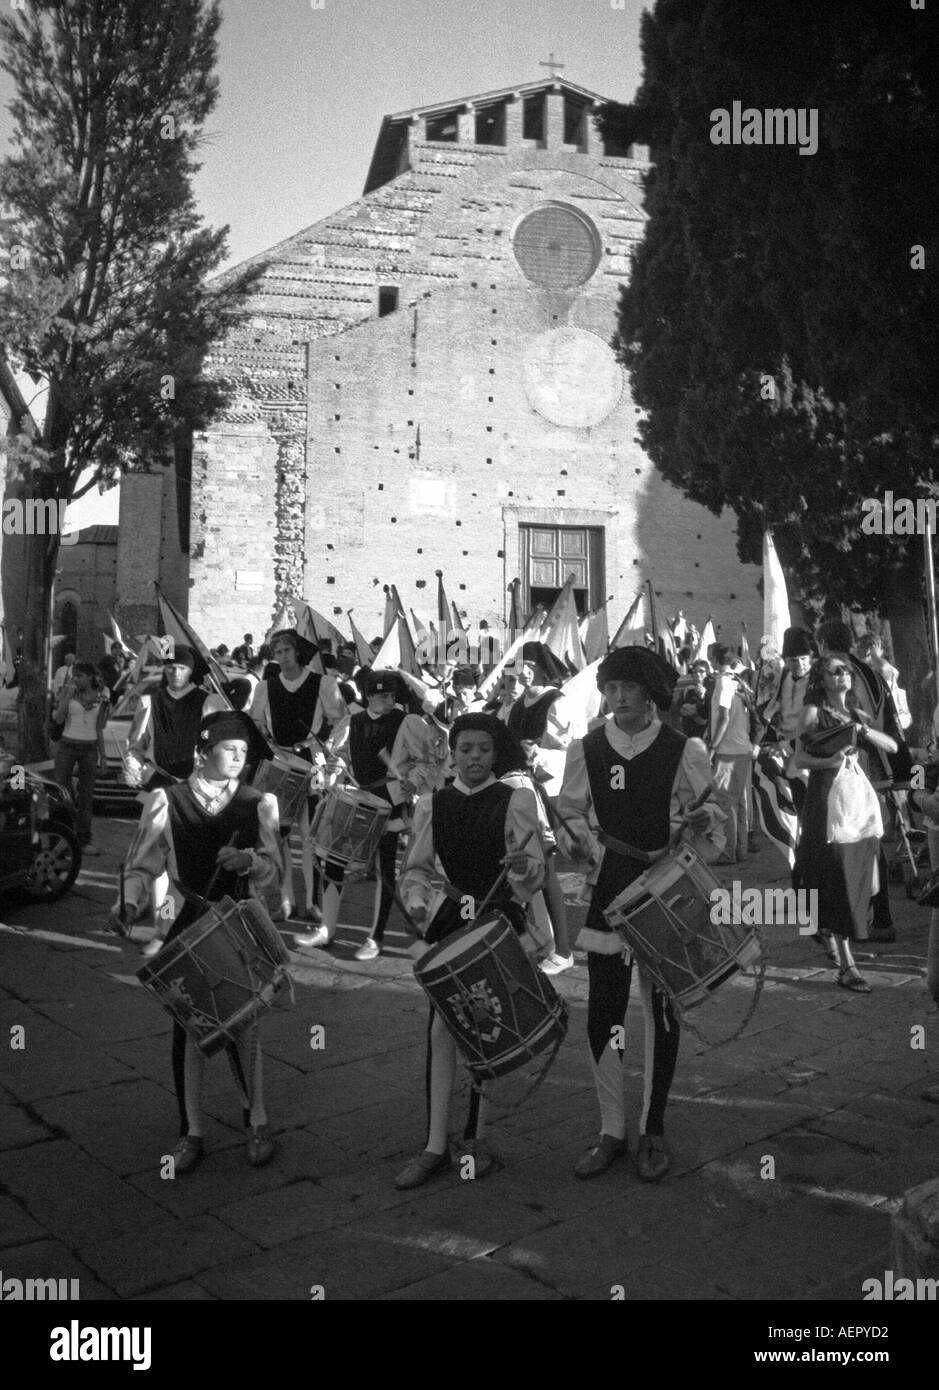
[2,0,646,530]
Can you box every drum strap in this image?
[597,831,665,865]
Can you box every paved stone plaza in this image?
[1,816,937,1302]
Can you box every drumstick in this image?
[474,827,536,922]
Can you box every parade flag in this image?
[450,600,467,636]
[268,600,297,638]
[410,609,429,641]
[739,623,752,670]
[694,618,717,664]
[507,578,522,636]
[300,603,346,654]
[347,610,372,668]
[371,616,421,678]
[561,658,603,739]
[476,607,545,701]
[672,610,689,647]
[762,530,790,657]
[581,601,611,664]
[540,575,586,672]
[435,571,453,646]
[154,583,231,703]
[753,746,800,868]
[382,585,401,639]
[610,589,645,649]
[108,615,135,656]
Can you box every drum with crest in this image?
[250,749,316,827]
[414,911,567,1080]
[137,895,292,1056]
[310,785,391,872]
[603,844,761,1011]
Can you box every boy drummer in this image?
[294,669,408,957]
[109,711,282,1173]
[396,713,545,1189]
[558,647,722,1183]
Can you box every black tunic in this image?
[152,686,209,777]
[582,721,686,935]
[427,781,524,942]
[164,781,263,938]
[508,690,562,743]
[348,708,406,803]
[267,671,327,746]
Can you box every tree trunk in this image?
[17,525,59,764]
[883,558,931,750]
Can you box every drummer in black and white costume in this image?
[128,644,228,959]
[396,713,545,1189]
[108,711,281,1174]
[558,647,723,1183]
[250,629,347,923]
[295,669,408,957]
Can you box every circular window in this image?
[513,205,601,289]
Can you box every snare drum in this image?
[251,750,315,826]
[310,786,391,872]
[137,895,291,1056]
[603,844,760,1010]
[414,913,567,1080]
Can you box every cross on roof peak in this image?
[539,52,565,79]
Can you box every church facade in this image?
[122,77,762,647]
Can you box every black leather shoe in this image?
[394,1148,451,1190]
[574,1134,628,1179]
[636,1134,672,1182]
[171,1134,204,1175]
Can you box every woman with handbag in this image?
[793,654,897,992]
[52,661,109,856]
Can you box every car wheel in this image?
[23,821,82,901]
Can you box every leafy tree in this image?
[0,0,257,758]
[598,0,937,714]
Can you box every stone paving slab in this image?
[380,1257,568,1300]
[0,1002,137,1101]
[194,1228,458,1301]
[126,1128,328,1219]
[0,1140,168,1245]
[0,1099,56,1151]
[209,1178,360,1247]
[79,1213,260,1298]
[0,1237,117,1299]
[30,1079,180,1177]
[0,1194,49,1248]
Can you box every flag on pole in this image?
[450,600,467,636]
[762,530,791,658]
[581,602,611,664]
[477,607,546,701]
[300,603,346,653]
[753,745,799,867]
[540,575,586,671]
[560,658,603,739]
[610,590,645,649]
[739,623,752,670]
[694,618,717,664]
[382,586,400,639]
[347,611,372,668]
[672,610,688,647]
[507,579,522,635]
[154,583,231,703]
[436,571,453,646]
[108,615,135,657]
[268,600,297,638]
[410,609,429,641]
[370,617,421,677]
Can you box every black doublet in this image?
[428,781,523,942]
[582,722,686,932]
[164,781,263,937]
[348,708,406,799]
[508,690,561,743]
[267,671,326,746]
[152,686,209,776]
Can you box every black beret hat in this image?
[596,645,677,711]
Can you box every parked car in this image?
[0,759,82,902]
